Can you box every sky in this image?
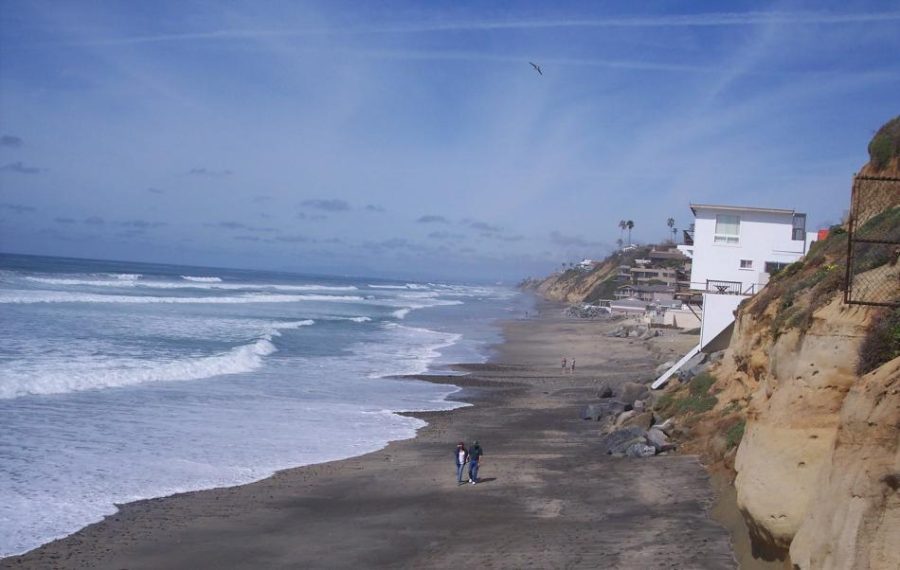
[1,1,898,281]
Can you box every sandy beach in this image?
[3,304,737,569]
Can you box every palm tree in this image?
[626,220,634,244]
[618,220,627,241]
[667,217,676,242]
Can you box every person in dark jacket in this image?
[468,440,483,484]
[454,442,468,484]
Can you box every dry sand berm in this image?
[2,303,736,569]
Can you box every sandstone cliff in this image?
[521,246,664,304]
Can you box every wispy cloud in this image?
[188,167,233,177]
[83,216,105,225]
[428,231,464,240]
[462,219,503,233]
[365,204,386,212]
[1,161,43,174]
[48,11,900,48]
[275,234,311,243]
[54,217,76,224]
[417,215,449,223]
[146,187,165,194]
[301,198,351,212]
[549,231,604,248]
[0,135,23,147]
[0,203,36,213]
[205,221,276,232]
[118,219,167,229]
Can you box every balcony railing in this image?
[675,280,760,296]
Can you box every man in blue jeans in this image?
[468,440,483,484]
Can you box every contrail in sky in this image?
[33,11,900,47]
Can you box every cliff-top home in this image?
[654,202,819,388]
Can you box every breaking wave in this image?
[0,321,315,399]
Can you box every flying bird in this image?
[529,62,542,75]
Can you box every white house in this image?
[677,204,818,295]
[654,203,818,389]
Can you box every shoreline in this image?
[3,304,737,569]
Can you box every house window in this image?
[740,259,753,269]
[765,261,791,275]
[792,213,806,241]
[714,214,740,244]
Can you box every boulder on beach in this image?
[653,418,675,435]
[597,384,614,399]
[617,381,650,406]
[619,411,654,430]
[625,442,657,458]
[614,410,636,426]
[646,428,670,450]
[599,426,647,455]
[655,360,676,376]
[581,400,628,421]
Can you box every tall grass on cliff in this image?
[858,307,900,375]
[867,115,900,170]
[746,206,899,340]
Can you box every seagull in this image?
[529,62,543,75]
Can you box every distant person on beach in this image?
[468,440,483,484]
[571,359,576,373]
[561,357,567,372]
[454,442,468,484]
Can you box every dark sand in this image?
[3,310,737,569]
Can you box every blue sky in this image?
[1,1,898,281]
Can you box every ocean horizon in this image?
[0,253,531,557]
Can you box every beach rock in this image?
[599,426,647,455]
[625,442,657,458]
[614,410,636,426]
[652,418,675,435]
[597,384,614,399]
[633,399,646,412]
[617,381,650,405]
[619,411,655,430]
[581,400,628,421]
[646,428,670,450]
[655,360,676,375]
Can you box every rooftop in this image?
[689,203,796,216]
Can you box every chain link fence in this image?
[844,175,900,307]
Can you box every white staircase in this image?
[651,343,701,390]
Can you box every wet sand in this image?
[3,308,736,569]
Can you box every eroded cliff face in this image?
[527,257,620,304]
[713,243,899,567]
[723,296,875,552]
[789,357,900,570]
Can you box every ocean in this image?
[0,253,529,557]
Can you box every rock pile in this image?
[581,379,675,458]
[606,324,661,340]
[565,304,613,319]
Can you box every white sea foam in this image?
[0,320,314,399]
[109,273,142,280]
[392,308,411,319]
[0,291,365,304]
[23,276,357,292]
[368,284,409,289]
[352,322,462,379]
[181,276,222,282]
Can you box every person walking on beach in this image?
[454,442,468,485]
[571,359,576,374]
[468,440,483,484]
[561,357,567,372]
